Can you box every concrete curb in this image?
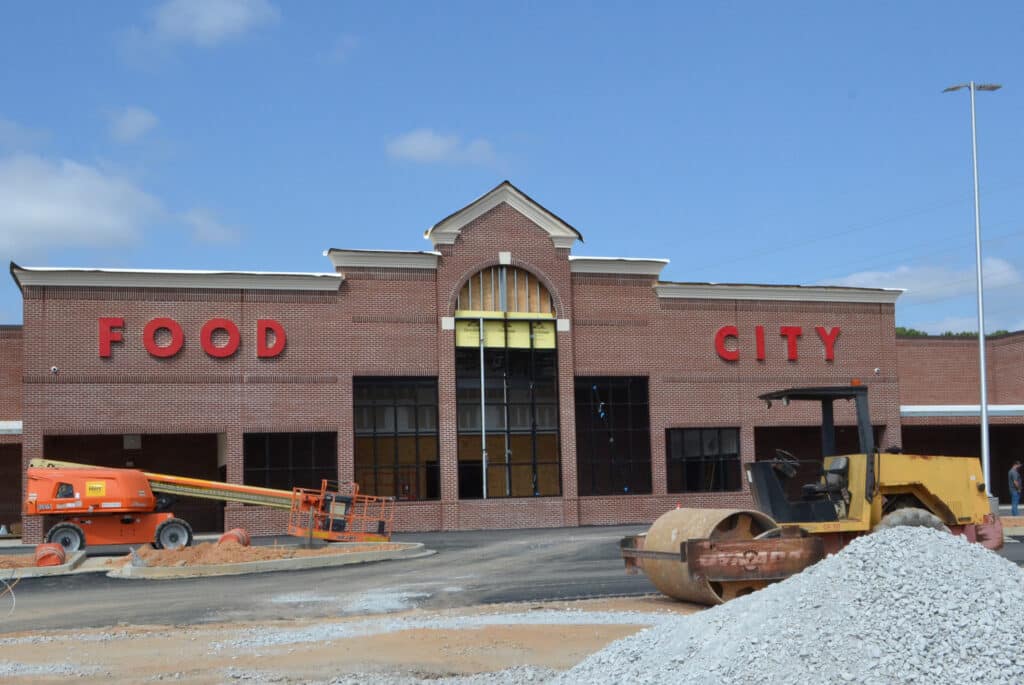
[107,542,434,580]
[0,550,87,579]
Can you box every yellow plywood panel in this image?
[506,311,554,320]
[454,311,504,319]
[483,320,506,348]
[505,321,531,349]
[455,319,480,348]
[533,321,556,349]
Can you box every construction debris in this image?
[560,527,1024,684]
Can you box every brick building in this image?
[2,182,1022,541]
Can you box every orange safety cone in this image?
[34,543,66,567]
[217,528,251,547]
[675,501,682,510]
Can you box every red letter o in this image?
[143,318,184,358]
[200,318,240,358]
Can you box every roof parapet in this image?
[9,262,343,292]
[654,282,902,304]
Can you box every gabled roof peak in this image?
[425,181,583,249]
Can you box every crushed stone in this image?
[215,609,667,651]
[324,666,560,684]
[341,590,432,614]
[0,660,105,677]
[219,666,559,684]
[557,527,1024,685]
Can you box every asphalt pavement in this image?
[3,526,1022,635]
[0,525,655,634]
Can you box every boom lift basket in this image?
[288,480,395,543]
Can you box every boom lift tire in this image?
[153,518,193,550]
[45,522,86,553]
[874,507,950,533]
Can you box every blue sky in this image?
[1,1,1022,332]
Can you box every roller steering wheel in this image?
[771,448,800,478]
[774,448,798,465]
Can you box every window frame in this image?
[353,377,441,501]
[665,427,742,493]
[574,376,652,496]
[242,432,338,492]
[455,343,562,499]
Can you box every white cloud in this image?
[385,129,496,166]
[153,0,278,47]
[182,209,240,243]
[0,154,161,254]
[0,117,48,151]
[109,107,159,143]
[830,258,1022,300]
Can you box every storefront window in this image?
[353,377,440,500]
[575,377,652,495]
[456,345,561,498]
[243,432,337,491]
[666,427,742,492]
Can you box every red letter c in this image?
[715,325,740,362]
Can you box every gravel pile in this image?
[557,527,1024,684]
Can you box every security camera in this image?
[50,366,59,375]
[873,368,881,375]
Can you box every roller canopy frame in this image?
[759,386,876,502]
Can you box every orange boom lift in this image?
[25,458,395,552]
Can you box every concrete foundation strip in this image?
[0,551,88,579]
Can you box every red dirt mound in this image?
[115,541,400,567]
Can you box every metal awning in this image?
[901,405,1024,418]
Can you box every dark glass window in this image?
[353,377,440,500]
[666,427,742,492]
[456,344,561,499]
[575,377,651,496]
[243,432,337,491]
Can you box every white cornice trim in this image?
[10,265,343,292]
[324,248,440,270]
[425,182,582,249]
[901,404,1024,418]
[0,420,22,435]
[569,256,668,277]
[654,282,902,304]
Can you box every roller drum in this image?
[638,507,778,605]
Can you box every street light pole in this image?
[943,81,1001,497]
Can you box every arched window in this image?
[456,266,555,316]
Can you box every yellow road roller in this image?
[621,385,1003,605]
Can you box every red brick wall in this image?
[896,332,1024,406]
[571,274,904,517]
[0,326,21,420]
[990,332,1024,404]
[12,199,974,541]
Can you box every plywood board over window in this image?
[456,266,556,316]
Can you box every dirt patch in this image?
[0,598,698,684]
[0,555,39,569]
[109,541,401,568]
